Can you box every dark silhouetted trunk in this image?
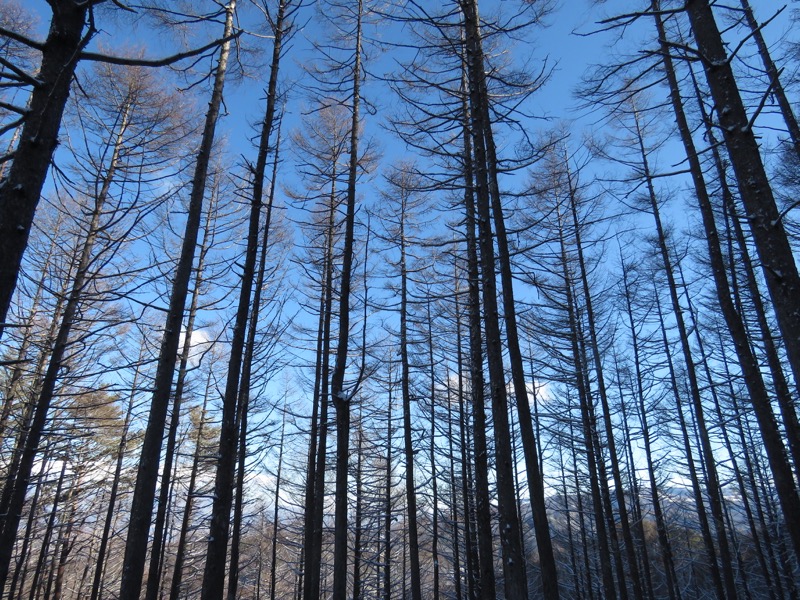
[0,1,91,336]
[657,4,800,563]
[565,156,643,600]
[144,188,215,600]
[383,386,394,600]
[301,173,336,600]
[557,224,616,600]
[427,299,441,600]
[631,100,737,600]
[619,263,680,600]
[459,59,496,600]
[0,97,131,591]
[120,5,236,598]
[269,412,286,600]
[460,2,559,595]
[168,379,213,600]
[330,2,363,597]
[738,0,800,157]
[653,291,724,600]
[90,362,140,600]
[220,7,288,600]
[684,0,800,403]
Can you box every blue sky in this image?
[14,0,798,393]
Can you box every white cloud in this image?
[180,327,212,367]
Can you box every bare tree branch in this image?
[79,31,242,66]
[0,23,241,69]
[0,25,44,51]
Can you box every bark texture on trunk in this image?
[331,2,363,597]
[685,0,800,395]
[657,2,800,563]
[0,1,91,337]
[119,4,235,598]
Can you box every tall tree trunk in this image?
[268,411,286,600]
[168,378,213,600]
[200,104,263,600]
[575,308,628,600]
[352,424,364,600]
[459,59,496,600]
[51,473,77,600]
[447,363,464,600]
[0,97,132,591]
[455,282,478,600]
[427,299,441,600]
[144,187,216,600]
[0,258,71,528]
[89,358,140,600]
[28,453,68,600]
[120,5,236,598]
[683,0,800,396]
[301,135,339,600]
[6,445,49,600]
[460,2,559,595]
[738,0,800,158]
[612,363,655,600]
[567,395,598,600]
[557,226,617,600]
[220,7,289,599]
[684,51,800,475]
[565,155,644,600]
[0,262,71,591]
[399,176,423,600]
[632,101,738,600]
[723,350,797,600]
[393,230,420,600]
[709,332,780,600]
[656,4,800,562]
[558,443,584,600]
[619,262,680,600]
[0,211,64,443]
[459,1,531,596]
[383,382,394,600]
[653,291,724,600]
[330,1,363,596]
[0,1,91,336]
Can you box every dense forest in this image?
[1,0,799,598]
